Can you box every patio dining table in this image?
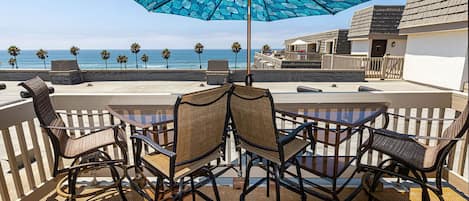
[106,105,175,146]
[276,102,388,200]
[107,103,388,200]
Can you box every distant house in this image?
[348,5,406,57]
[399,0,468,90]
[284,29,351,54]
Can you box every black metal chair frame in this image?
[230,88,314,201]
[358,110,469,201]
[130,86,232,201]
[19,79,128,201]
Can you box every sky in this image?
[0,0,406,50]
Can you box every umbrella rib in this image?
[261,0,272,21]
[206,0,223,20]
[311,0,335,15]
[149,0,172,11]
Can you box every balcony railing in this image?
[322,54,405,79]
[254,53,321,69]
[0,91,467,200]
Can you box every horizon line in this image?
[0,48,275,51]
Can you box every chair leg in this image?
[190,176,196,201]
[266,160,270,197]
[155,177,161,201]
[68,168,78,201]
[273,164,281,201]
[240,156,254,201]
[174,178,185,201]
[109,164,127,201]
[208,169,221,201]
[421,184,431,201]
[294,159,306,201]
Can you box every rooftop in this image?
[399,0,468,33]
[0,80,443,106]
[348,5,405,39]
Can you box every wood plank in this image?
[65,110,75,137]
[415,108,422,136]
[1,128,24,197]
[443,168,469,196]
[425,108,434,145]
[40,127,54,176]
[77,110,85,136]
[457,130,468,175]
[28,120,46,182]
[15,124,36,190]
[0,149,11,201]
[20,176,64,201]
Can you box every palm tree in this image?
[262,44,271,54]
[231,42,242,69]
[7,45,20,68]
[131,43,141,69]
[141,54,149,68]
[194,42,204,69]
[8,58,16,69]
[116,55,128,69]
[70,46,80,61]
[161,49,171,69]
[35,49,48,69]
[100,50,111,69]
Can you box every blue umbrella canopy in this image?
[135,0,369,21]
[133,0,370,84]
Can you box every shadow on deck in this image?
[44,186,466,201]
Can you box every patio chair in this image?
[19,76,128,200]
[230,85,313,201]
[359,103,469,201]
[130,85,232,201]
[206,60,230,85]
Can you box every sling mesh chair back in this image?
[230,85,312,201]
[360,102,469,201]
[131,85,231,201]
[19,76,128,200]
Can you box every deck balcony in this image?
[0,89,467,200]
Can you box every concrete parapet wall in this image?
[0,70,50,81]
[231,69,364,82]
[0,69,364,82]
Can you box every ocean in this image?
[0,49,260,70]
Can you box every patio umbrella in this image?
[134,0,370,85]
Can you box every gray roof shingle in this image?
[399,0,468,30]
[348,5,405,38]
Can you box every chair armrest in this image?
[373,129,415,141]
[407,135,464,141]
[130,134,176,158]
[278,122,314,145]
[41,124,117,131]
[385,112,455,122]
[56,111,111,116]
[374,129,465,141]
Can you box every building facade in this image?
[399,0,468,90]
[284,29,351,54]
[348,5,407,57]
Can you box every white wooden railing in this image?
[322,54,405,79]
[0,91,467,200]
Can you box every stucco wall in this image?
[351,40,369,56]
[385,39,407,56]
[403,29,468,90]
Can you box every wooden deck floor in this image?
[43,186,466,201]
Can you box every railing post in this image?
[380,56,387,80]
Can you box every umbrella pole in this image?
[245,0,253,86]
